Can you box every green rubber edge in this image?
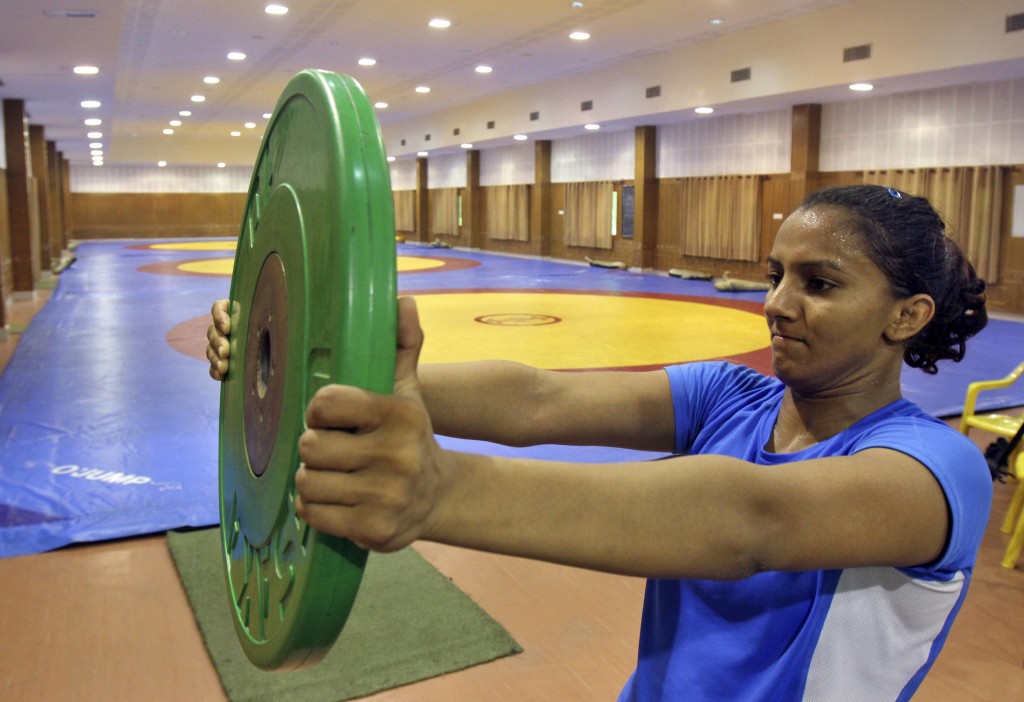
[218,69,397,671]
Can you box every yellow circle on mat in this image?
[179,258,235,275]
[151,242,237,251]
[398,256,446,272]
[414,292,767,369]
[175,255,444,276]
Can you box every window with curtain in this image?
[392,189,415,231]
[486,184,530,241]
[564,181,614,250]
[430,188,459,236]
[666,175,761,261]
[862,167,1004,282]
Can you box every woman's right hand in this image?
[206,299,231,380]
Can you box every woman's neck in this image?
[769,382,903,454]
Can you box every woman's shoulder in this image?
[665,360,778,393]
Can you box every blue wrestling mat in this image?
[0,240,1021,557]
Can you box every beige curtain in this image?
[672,176,761,261]
[863,167,1003,282]
[486,185,530,241]
[430,188,459,236]
[564,181,614,250]
[392,189,415,231]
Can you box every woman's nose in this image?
[763,279,795,320]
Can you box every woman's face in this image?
[764,205,907,396]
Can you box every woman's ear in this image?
[885,294,935,343]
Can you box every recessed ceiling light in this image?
[163,128,174,135]
[227,51,247,61]
[262,113,272,119]
[417,151,429,156]
[695,106,714,114]
[217,162,227,168]
[87,131,102,139]
[179,110,192,117]
[169,120,181,126]
[191,95,206,102]
[204,76,220,84]
[513,134,528,141]
[80,100,101,108]
[415,86,431,93]
[460,143,473,149]
[230,131,241,136]
[265,4,288,15]
[475,65,492,74]
[358,58,376,66]
[90,150,103,156]
[570,1,585,7]
[709,18,725,25]
[569,31,590,41]
[244,122,256,128]
[84,118,102,126]
[158,161,167,167]
[386,156,396,162]
[92,161,103,166]
[428,18,451,28]
[73,65,99,75]
[374,101,388,109]
[584,123,600,130]
[849,83,874,91]
[89,142,103,149]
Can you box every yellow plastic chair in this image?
[957,360,1024,569]
[1001,451,1024,569]
[958,360,1024,439]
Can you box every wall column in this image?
[3,99,38,297]
[415,156,429,243]
[531,140,552,257]
[464,149,483,249]
[633,126,659,269]
[790,104,822,210]
[47,141,64,266]
[60,153,71,250]
[30,125,52,275]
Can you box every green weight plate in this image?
[219,69,397,671]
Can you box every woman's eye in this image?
[766,272,781,286]
[808,278,834,291]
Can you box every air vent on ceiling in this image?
[487,120,495,129]
[1008,13,1024,32]
[645,85,661,98]
[530,111,540,121]
[843,44,872,62]
[453,127,460,136]
[731,67,751,82]
[43,9,98,18]
[401,138,406,146]
[581,100,593,111]
[425,133,431,141]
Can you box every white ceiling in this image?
[1,0,1022,168]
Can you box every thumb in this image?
[394,296,424,396]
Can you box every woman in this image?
[207,184,992,700]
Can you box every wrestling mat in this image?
[1,240,1021,557]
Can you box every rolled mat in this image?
[167,528,522,702]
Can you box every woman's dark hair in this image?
[798,184,988,374]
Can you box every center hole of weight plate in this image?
[257,328,271,400]
[243,251,288,479]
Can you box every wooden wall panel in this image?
[69,193,246,239]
